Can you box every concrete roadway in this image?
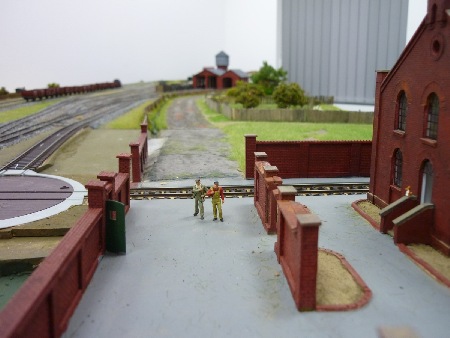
[63,187,450,338]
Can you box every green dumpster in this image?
[105,200,126,254]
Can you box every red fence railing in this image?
[0,137,134,338]
[253,151,322,311]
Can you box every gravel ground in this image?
[144,96,242,181]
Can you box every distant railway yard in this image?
[0,83,156,171]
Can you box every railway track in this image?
[0,85,155,149]
[0,84,156,171]
[0,116,100,172]
[130,182,369,199]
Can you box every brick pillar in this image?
[254,152,268,205]
[85,180,108,252]
[267,176,283,234]
[275,185,298,260]
[278,185,297,202]
[254,151,268,164]
[268,176,283,234]
[117,153,131,175]
[129,141,141,183]
[140,123,148,134]
[296,213,321,311]
[262,165,279,233]
[85,180,108,208]
[245,134,257,179]
[97,171,117,200]
[140,122,148,167]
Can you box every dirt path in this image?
[144,96,242,181]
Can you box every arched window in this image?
[425,93,439,139]
[396,91,407,131]
[393,149,403,187]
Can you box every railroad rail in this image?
[130,182,369,199]
[0,118,98,172]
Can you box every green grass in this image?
[0,100,61,123]
[196,98,373,172]
[148,99,169,132]
[105,97,170,132]
[105,100,153,129]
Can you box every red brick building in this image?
[192,51,249,89]
[369,0,450,255]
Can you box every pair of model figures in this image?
[192,179,225,221]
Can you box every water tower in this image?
[216,51,229,71]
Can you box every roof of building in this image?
[225,69,249,78]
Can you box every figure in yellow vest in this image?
[206,181,225,222]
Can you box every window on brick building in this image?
[396,91,407,131]
[420,160,433,203]
[425,93,439,139]
[393,149,403,187]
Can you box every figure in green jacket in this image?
[206,181,225,222]
[192,178,207,220]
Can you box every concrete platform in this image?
[63,194,450,338]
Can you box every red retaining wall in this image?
[245,134,372,179]
[130,119,148,184]
[0,148,133,338]
[275,195,321,311]
[254,151,322,311]
[254,152,282,234]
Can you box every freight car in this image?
[21,79,122,101]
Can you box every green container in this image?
[105,200,126,254]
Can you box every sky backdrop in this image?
[2,0,427,93]
[1,0,277,92]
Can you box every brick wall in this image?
[0,147,133,337]
[276,197,321,311]
[130,119,148,183]
[369,4,450,255]
[253,152,321,311]
[245,135,371,179]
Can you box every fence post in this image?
[245,134,257,179]
[129,142,141,183]
[254,152,268,206]
[296,213,321,311]
[85,180,108,253]
[117,153,131,175]
[274,185,298,261]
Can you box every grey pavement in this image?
[64,192,450,338]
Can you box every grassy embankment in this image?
[0,100,61,123]
[196,99,373,172]
[105,99,168,132]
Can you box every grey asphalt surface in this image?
[63,189,450,338]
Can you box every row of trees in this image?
[226,61,308,109]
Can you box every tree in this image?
[226,81,264,109]
[0,87,9,96]
[251,61,287,96]
[273,82,308,108]
[48,83,60,88]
